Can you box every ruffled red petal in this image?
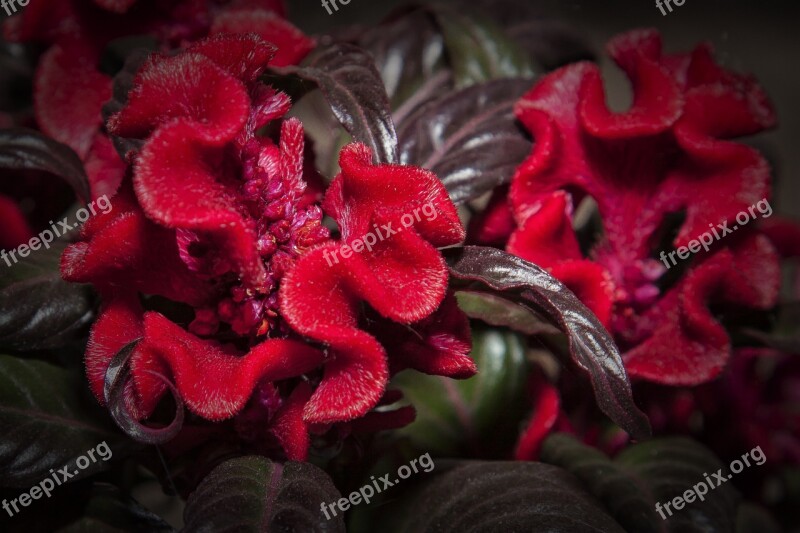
[379,293,476,379]
[34,41,111,159]
[508,191,582,267]
[510,28,776,260]
[514,371,561,461]
[280,144,466,424]
[84,134,126,200]
[61,182,218,306]
[467,187,516,247]
[508,28,779,384]
[87,301,325,421]
[210,8,314,67]
[0,194,35,249]
[108,35,280,289]
[624,234,779,384]
[269,382,313,461]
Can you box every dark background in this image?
[287,0,800,216]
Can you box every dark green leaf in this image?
[506,20,596,71]
[744,302,800,353]
[429,5,536,87]
[392,328,528,458]
[541,434,660,532]
[0,355,131,488]
[391,461,625,532]
[277,44,398,164]
[396,78,532,204]
[0,128,90,203]
[466,0,596,71]
[57,484,175,532]
[456,290,559,335]
[0,243,96,351]
[541,434,741,533]
[446,246,651,439]
[182,456,345,533]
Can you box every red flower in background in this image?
[3,0,313,200]
[477,29,779,386]
[60,32,473,459]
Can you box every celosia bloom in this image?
[496,29,780,385]
[61,32,474,459]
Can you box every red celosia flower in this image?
[61,33,473,459]
[498,29,780,385]
[640,348,800,467]
[280,145,471,422]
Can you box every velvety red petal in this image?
[507,191,583,268]
[279,243,389,423]
[624,235,778,384]
[514,372,561,461]
[84,134,126,200]
[61,183,218,306]
[34,41,111,159]
[269,382,313,461]
[132,312,324,420]
[761,218,800,259]
[327,144,465,249]
[467,187,516,247]
[551,261,614,329]
[0,194,35,249]
[582,29,682,139]
[85,292,145,418]
[211,8,314,67]
[133,122,267,288]
[380,293,476,379]
[108,52,251,142]
[186,32,276,83]
[280,144,466,423]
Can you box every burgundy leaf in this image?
[277,43,398,164]
[0,244,96,352]
[446,246,651,439]
[104,339,185,445]
[0,128,90,203]
[397,79,532,204]
[390,461,625,532]
[183,456,345,532]
[357,6,451,109]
